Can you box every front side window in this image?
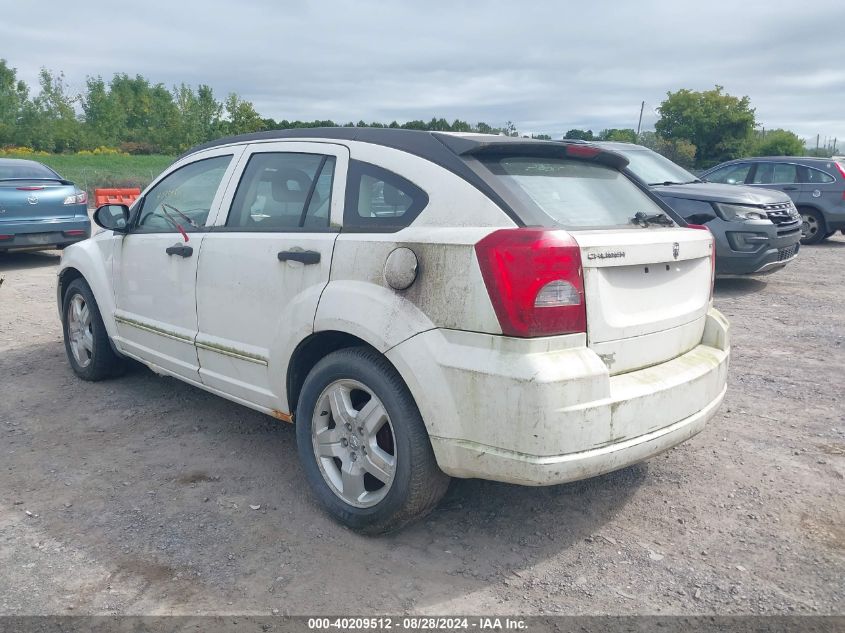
[751,163,774,184]
[344,161,428,231]
[706,163,751,184]
[480,156,670,229]
[226,153,335,230]
[136,155,232,232]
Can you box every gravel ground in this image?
[0,237,843,616]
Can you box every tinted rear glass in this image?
[480,156,669,229]
[0,162,58,181]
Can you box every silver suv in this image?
[703,157,845,244]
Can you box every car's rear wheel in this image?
[295,346,449,534]
[62,278,125,381]
[798,207,826,245]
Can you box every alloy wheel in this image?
[67,294,93,369]
[311,379,396,508]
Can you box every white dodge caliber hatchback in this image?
[58,129,730,533]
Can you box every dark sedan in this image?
[0,158,91,252]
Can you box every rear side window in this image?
[802,167,835,184]
[754,162,798,184]
[772,163,798,184]
[480,156,669,229]
[343,161,428,231]
[226,152,336,230]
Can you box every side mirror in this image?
[93,204,130,233]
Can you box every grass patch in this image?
[0,153,175,199]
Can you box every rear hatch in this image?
[463,141,713,375]
[574,227,711,374]
[0,179,79,221]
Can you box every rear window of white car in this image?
[480,156,670,229]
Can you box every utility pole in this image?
[816,134,820,153]
[636,101,645,141]
[833,138,838,154]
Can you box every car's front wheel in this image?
[799,207,826,245]
[295,347,449,534]
[62,278,125,381]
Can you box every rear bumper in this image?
[0,216,90,251]
[387,308,730,486]
[431,383,725,486]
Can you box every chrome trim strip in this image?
[114,315,194,343]
[114,315,269,365]
[195,342,268,366]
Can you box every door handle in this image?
[166,244,194,258]
[782,186,798,191]
[278,250,320,265]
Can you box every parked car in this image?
[0,158,90,252]
[593,142,802,276]
[57,129,730,533]
[701,156,845,244]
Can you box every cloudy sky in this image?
[3,0,844,147]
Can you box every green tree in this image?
[82,76,125,147]
[0,59,30,146]
[750,129,804,157]
[173,83,223,149]
[31,68,81,151]
[655,86,755,167]
[564,129,595,141]
[147,83,180,152]
[598,128,637,143]
[222,93,263,135]
[451,119,471,133]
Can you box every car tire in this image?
[295,346,450,534]
[798,207,826,245]
[62,278,125,381]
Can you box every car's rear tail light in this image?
[63,190,88,205]
[688,224,715,300]
[475,228,586,337]
[0,234,12,241]
[63,229,87,237]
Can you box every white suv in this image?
[58,129,730,533]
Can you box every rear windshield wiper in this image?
[631,211,674,227]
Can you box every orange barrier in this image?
[94,187,141,208]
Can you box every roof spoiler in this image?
[433,134,629,169]
[0,177,74,186]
